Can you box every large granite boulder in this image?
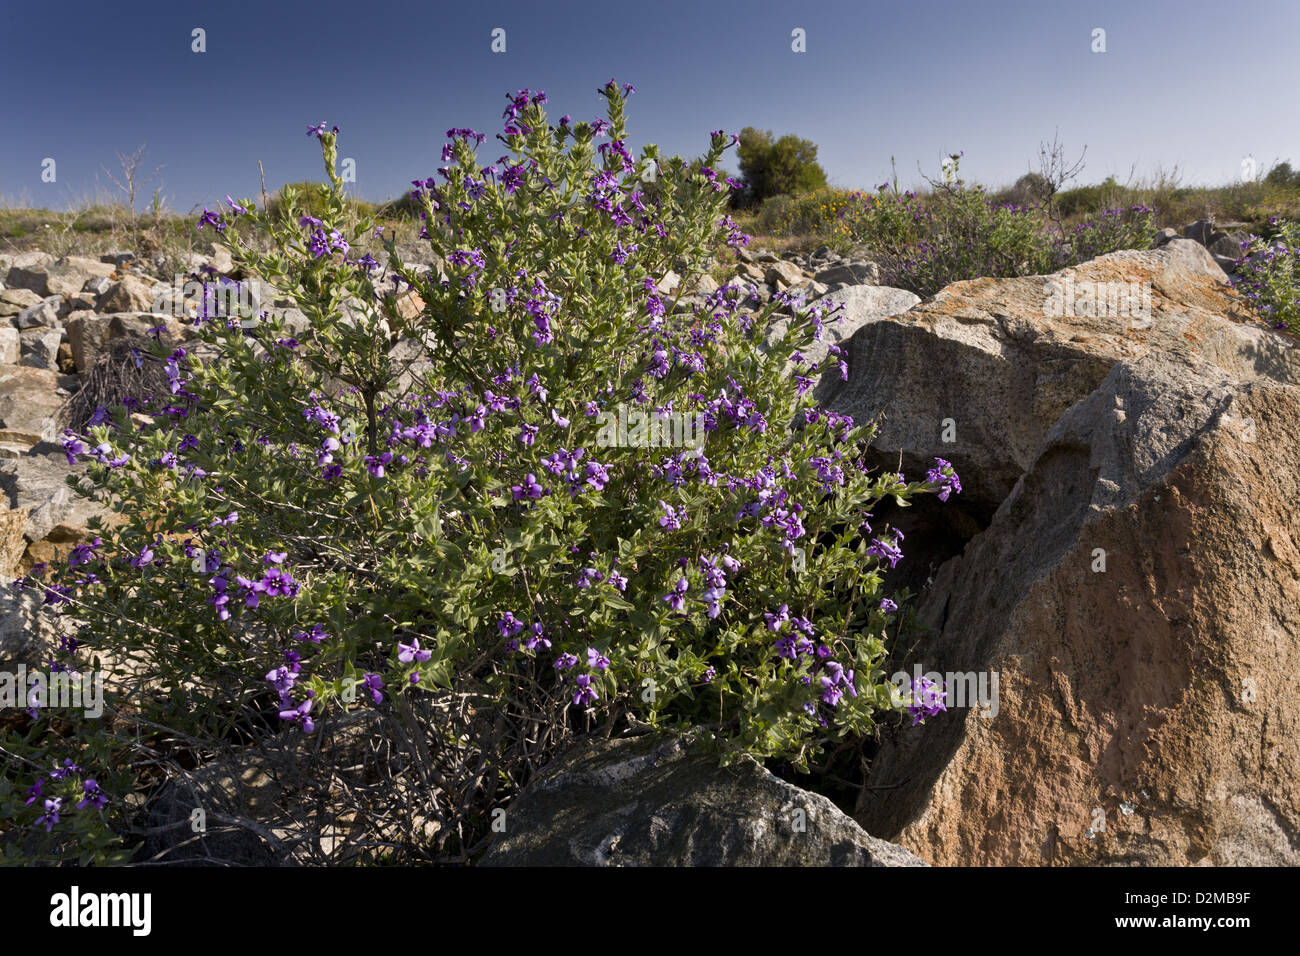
[841,241,1300,866]
[820,239,1281,510]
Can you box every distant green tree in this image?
[1007,172,1049,206]
[735,127,828,207]
[1265,161,1300,188]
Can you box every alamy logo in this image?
[595,403,705,452]
[49,886,151,936]
[152,275,266,324]
[1044,277,1152,326]
[891,663,999,718]
[0,666,103,717]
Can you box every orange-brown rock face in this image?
[837,240,1300,865]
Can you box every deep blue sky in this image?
[4,0,1297,213]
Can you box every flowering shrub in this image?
[1232,218,1300,330]
[752,157,1153,299]
[756,188,881,243]
[1063,204,1155,265]
[10,80,960,861]
[868,163,1155,298]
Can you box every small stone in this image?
[14,298,60,330]
[0,328,19,365]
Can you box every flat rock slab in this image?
[481,732,926,867]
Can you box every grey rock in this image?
[0,449,98,542]
[0,328,19,365]
[1153,227,1179,245]
[0,366,62,444]
[1209,233,1248,260]
[656,270,681,295]
[480,732,927,867]
[19,329,63,370]
[764,261,805,286]
[820,239,1246,510]
[14,297,60,330]
[388,337,435,394]
[4,265,51,297]
[689,274,719,295]
[6,263,94,299]
[769,285,919,386]
[815,261,880,285]
[96,275,155,313]
[0,586,62,671]
[99,251,136,267]
[82,275,112,296]
[8,252,54,271]
[0,288,43,319]
[1181,219,1231,250]
[64,313,184,373]
[394,242,442,268]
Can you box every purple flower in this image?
[68,538,102,568]
[572,673,599,707]
[765,605,791,631]
[498,613,524,638]
[77,779,108,811]
[197,208,225,233]
[362,673,384,704]
[908,677,948,726]
[365,452,394,477]
[49,758,81,780]
[658,501,687,531]
[36,797,63,831]
[867,536,904,569]
[501,165,526,194]
[60,431,87,466]
[586,648,610,670]
[293,624,329,644]
[926,458,962,502]
[880,598,898,614]
[553,652,578,670]
[525,622,551,651]
[519,423,539,447]
[398,638,433,663]
[662,576,689,612]
[279,696,315,733]
[511,472,546,501]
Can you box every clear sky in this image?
[3,0,1297,213]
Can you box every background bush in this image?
[735,127,828,207]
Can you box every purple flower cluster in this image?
[267,653,315,733]
[908,676,948,726]
[926,458,963,501]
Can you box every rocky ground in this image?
[2,219,1293,866]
